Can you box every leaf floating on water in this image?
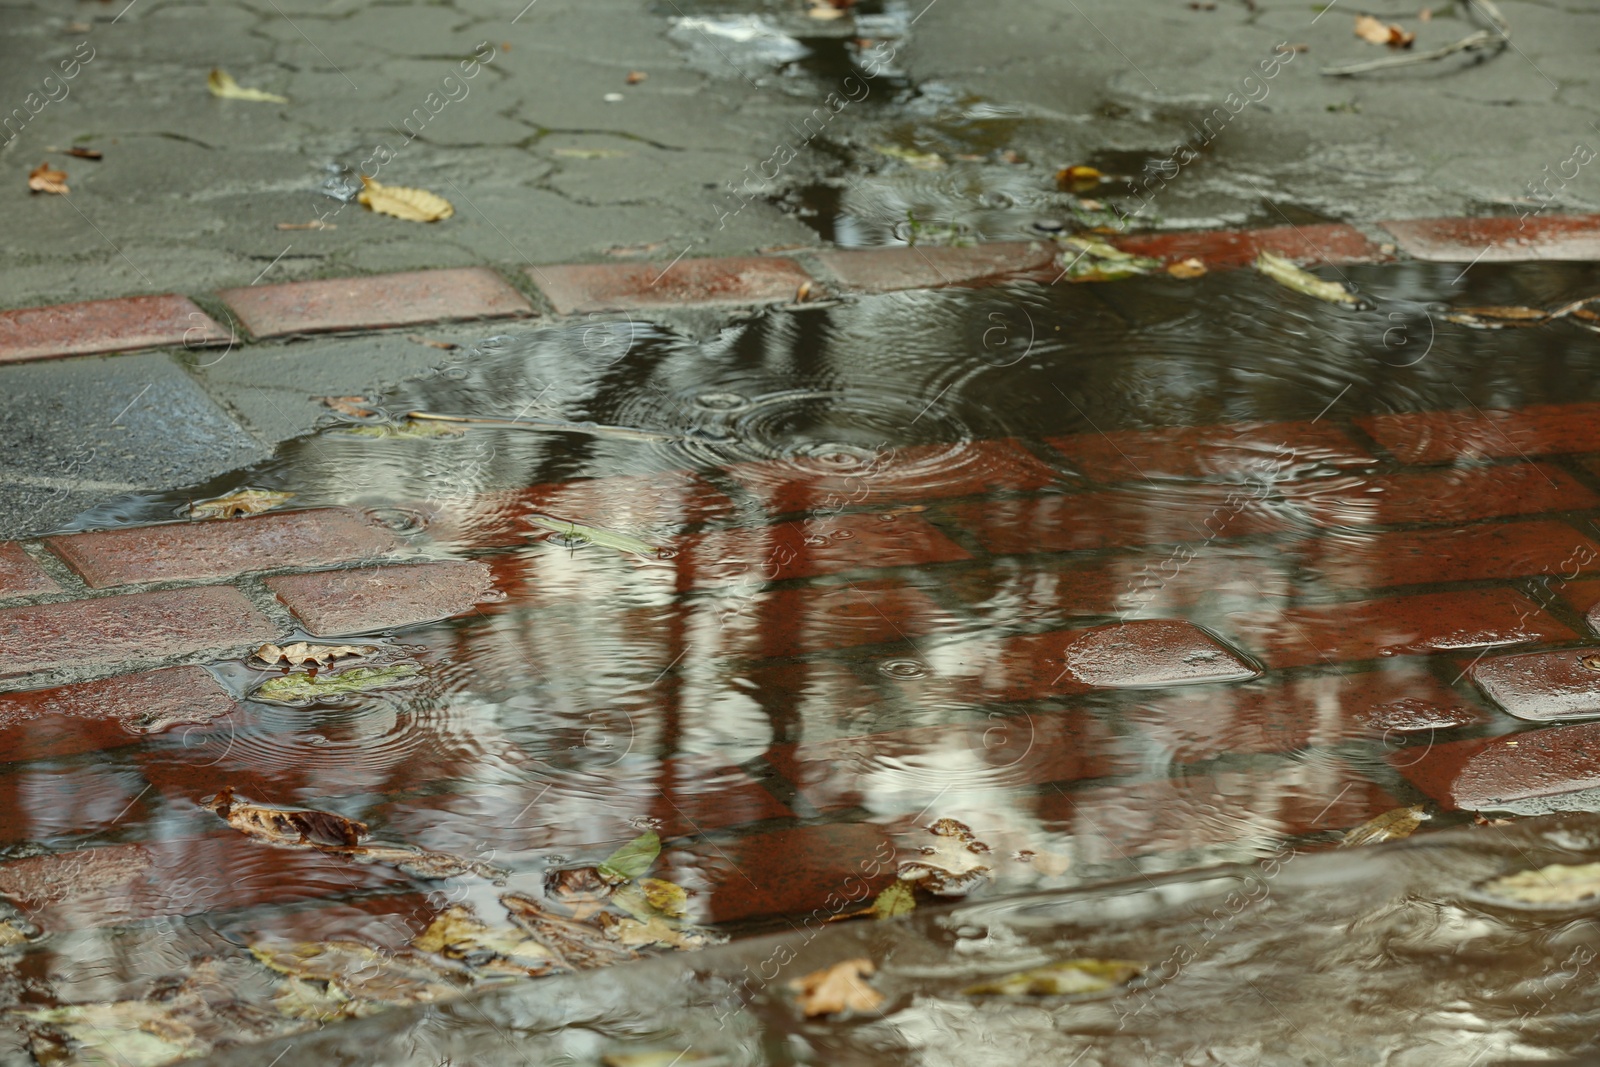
[253,663,422,704]
[333,843,508,883]
[790,958,885,1017]
[528,514,667,559]
[1254,251,1364,308]
[1055,164,1104,191]
[1166,256,1207,279]
[869,878,917,920]
[316,395,376,418]
[1445,305,1551,329]
[501,892,641,970]
[898,818,993,896]
[250,941,461,1005]
[1058,235,1161,282]
[412,904,556,976]
[214,789,368,847]
[252,642,376,669]
[1340,803,1428,847]
[357,175,454,222]
[340,418,466,439]
[1479,861,1600,906]
[874,145,945,169]
[964,958,1146,997]
[269,978,352,1022]
[207,68,289,103]
[596,912,711,951]
[189,487,293,519]
[27,161,68,195]
[18,1001,201,1066]
[598,830,662,882]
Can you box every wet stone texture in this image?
[0,541,59,598]
[527,256,816,314]
[264,560,496,636]
[0,666,238,762]
[0,295,229,364]
[1471,648,1600,723]
[218,268,535,338]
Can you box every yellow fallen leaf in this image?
[1254,250,1363,308]
[1353,14,1415,47]
[1480,861,1600,905]
[1166,256,1207,279]
[790,958,884,1017]
[1339,803,1428,847]
[358,176,454,222]
[27,162,68,195]
[1056,164,1104,191]
[189,487,294,519]
[208,68,289,103]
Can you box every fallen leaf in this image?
[875,145,945,170]
[269,978,352,1022]
[27,161,68,195]
[1479,862,1600,905]
[251,941,460,1005]
[1444,305,1549,328]
[626,71,648,84]
[1055,164,1104,191]
[898,818,994,895]
[252,663,423,704]
[597,912,711,951]
[405,334,458,350]
[868,879,916,919]
[598,830,661,883]
[19,1001,202,1066]
[1058,235,1162,282]
[964,958,1146,996]
[1254,250,1363,308]
[333,844,508,882]
[357,175,453,222]
[546,866,616,920]
[808,2,847,18]
[412,905,556,976]
[317,395,376,418]
[252,642,376,668]
[790,958,884,1017]
[276,219,335,230]
[1166,256,1207,279]
[527,514,666,558]
[1340,803,1428,847]
[341,418,466,439]
[189,487,294,519]
[208,68,289,103]
[1353,14,1415,47]
[214,789,368,847]
[64,146,102,160]
[610,877,690,923]
[501,893,640,970]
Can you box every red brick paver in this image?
[814,242,1055,292]
[1470,648,1600,722]
[1358,403,1600,465]
[682,512,971,588]
[1394,723,1600,811]
[265,560,496,636]
[1113,223,1390,269]
[1286,463,1600,527]
[527,256,815,314]
[0,586,277,677]
[1300,520,1600,590]
[45,509,405,589]
[1223,588,1579,669]
[0,294,230,364]
[218,268,532,338]
[1379,215,1600,262]
[0,666,239,762]
[1046,420,1372,484]
[0,543,59,598]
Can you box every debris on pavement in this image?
[252,662,423,704]
[207,68,289,103]
[791,958,884,1017]
[1340,804,1429,847]
[527,514,668,558]
[188,487,294,519]
[1253,250,1364,308]
[1479,861,1600,906]
[251,642,377,669]
[357,176,453,222]
[27,162,68,195]
[897,818,994,896]
[1354,15,1415,48]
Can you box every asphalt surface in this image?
[1,0,1595,536]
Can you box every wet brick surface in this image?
[1300,520,1600,589]
[1285,463,1600,527]
[45,508,406,588]
[1394,723,1600,811]
[0,586,278,677]
[528,256,815,314]
[1358,403,1600,465]
[682,512,971,588]
[265,560,497,636]
[219,268,533,338]
[1470,648,1600,723]
[814,242,1055,292]
[0,542,59,599]
[0,294,229,364]
[0,666,239,762]
[1379,215,1600,262]
[1046,419,1372,484]
[1113,223,1391,269]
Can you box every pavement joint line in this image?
[1,215,1599,365]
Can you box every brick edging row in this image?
[3,215,1599,365]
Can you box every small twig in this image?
[1322,0,1508,76]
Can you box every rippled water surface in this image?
[10,258,1600,1064]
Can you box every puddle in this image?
[8,259,1600,1063]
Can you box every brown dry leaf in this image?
[335,844,508,882]
[1166,257,1207,279]
[1055,164,1104,191]
[1340,803,1428,847]
[318,395,376,418]
[405,334,459,350]
[596,912,710,951]
[898,817,994,895]
[1354,14,1415,47]
[251,941,460,1005]
[1445,305,1549,329]
[208,68,289,103]
[357,175,453,222]
[63,146,102,160]
[277,219,335,231]
[189,487,294,519]
[501,892,640,970]
[790,958,885,1017]
[27,162,68,195]
[412,904,556,977]
[626,70,648,84]
[252,642,376,668]
[214,789,367,847]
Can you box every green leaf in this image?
[598,830,661,882]
[869,879,917,920]
[963,958,1146,996]
[527,514,665,558]
[254,663,421,704]
[1253,251,1364,308]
